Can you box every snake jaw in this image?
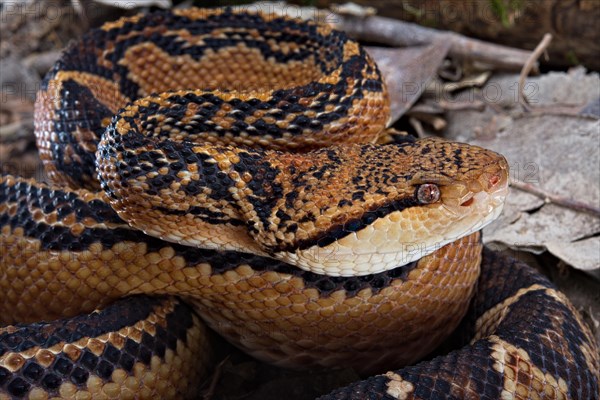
[273,188,509,278]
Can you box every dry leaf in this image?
[443,71,600,273]
[547,237,600,275]
[367,42,450,124]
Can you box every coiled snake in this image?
[1,7,598,400]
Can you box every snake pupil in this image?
[417,184,441,204]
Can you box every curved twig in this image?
[510,179,600,217]
[518,33,552,110]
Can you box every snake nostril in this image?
[488,174,500,188]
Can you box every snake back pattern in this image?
[1,7,598,400]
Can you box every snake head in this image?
[401,138,510,258]
[264,137,509,276]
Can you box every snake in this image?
[0,6,598,400]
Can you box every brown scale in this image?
[320,249,600,399]
[0,176,480,376]
[34,7,388,190]
[2,176,598,399]
[0,295,210,400]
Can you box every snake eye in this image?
[416,183,440,204]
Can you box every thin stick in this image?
[0,120,34,140]
[437,99,486,111]
[408,117,427,138]
[510,179,600,217]
[518,33,552,110]
[332,14,534,72]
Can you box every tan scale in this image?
[0,191,482,374]
[0,298,210,400]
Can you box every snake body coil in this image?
[1,7,598,400]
